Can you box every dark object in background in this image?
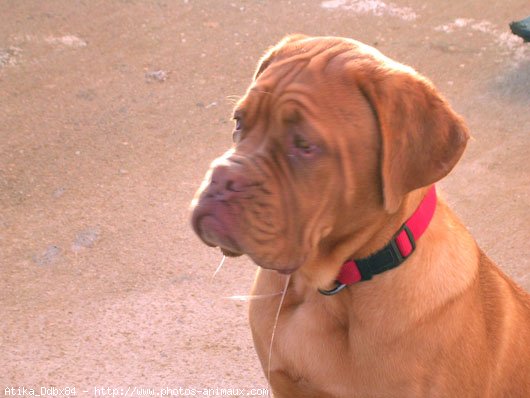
[510,16,530,42]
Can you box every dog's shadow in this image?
[491,58,530,102]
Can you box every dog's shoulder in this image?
[478,250,530,312]
[477,250,530,395]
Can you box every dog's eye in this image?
[290,134,320,159]
[294,135,314,154]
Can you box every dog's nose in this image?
[209,165,250,199]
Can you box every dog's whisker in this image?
[250,88,274,96]
[224,292,284,301]
[225,95,242,104]
[211,255,226,281]
[267,275,291,394]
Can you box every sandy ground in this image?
[1,0,529,396]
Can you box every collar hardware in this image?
[318,281,348,296]
[390,224,416,264]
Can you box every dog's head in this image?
[191,35,468,280]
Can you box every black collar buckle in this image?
[389,224,416,264]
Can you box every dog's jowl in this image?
[191,35,530,398]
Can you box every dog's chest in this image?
[251,293,428,398]
[274,303,354,393]
[253,297,363,396]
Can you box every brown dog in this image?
[191,35,530,397]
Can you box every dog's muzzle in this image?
[191,163,253,257]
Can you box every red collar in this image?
[319,186,437,295]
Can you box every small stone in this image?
[76,89,96,101]
[45,35,87,48]
[0,46,21,68]
[145,70,168,82]
[52,187,66,198]
[72,227,100,252]
[34,245,61,266]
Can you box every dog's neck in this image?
[298,187,432,290]
[353,188,432,259]
[319,186,437,295]
[293,188,479,332]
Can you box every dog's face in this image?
[191,35,468,277]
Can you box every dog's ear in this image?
[254,34,308,79]
[356,63,469,213]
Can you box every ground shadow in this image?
[491,58,530,102]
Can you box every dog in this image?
[191,35,530,397]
